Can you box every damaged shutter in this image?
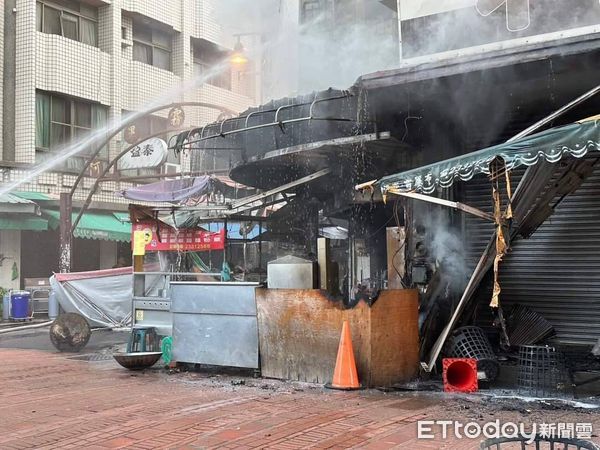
[464,164,600,346]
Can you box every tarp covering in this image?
[43,209,131,242]
[202,222,262,240]
[50,267,162,328]
[378,117,600,195]
[50,269,133,328]
[117,176,212,202]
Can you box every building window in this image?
[193,42,231,90]
[35,91,108,172]
[302,0,324,23]
[132,22,173,71]
[36,0,98,47]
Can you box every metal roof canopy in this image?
[229,132,406,190]
[0,216,48,231]
[0,193,40,215]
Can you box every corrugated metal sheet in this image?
[463,163,600,345]
[0,193,36,205]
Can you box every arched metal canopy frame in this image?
[168,91,365,153]
[68,102,236,234]
[71,92,363,240]
[69,102,236,199]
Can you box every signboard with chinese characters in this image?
[168,106,185,128]
[118,137,168,170]
[132,221,226,252]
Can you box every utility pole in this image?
[59,193,73,273]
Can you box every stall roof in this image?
[376,116,600,195]
[0,193,40,215]
[0,193,46,230]
[117,176,255,203]
[43,209,131,242]
[201,222,263,240]
[117,176,212,202]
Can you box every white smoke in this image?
[212,0,399,100]
[418,207,469,288]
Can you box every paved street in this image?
[1,335,599,450]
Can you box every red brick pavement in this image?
[0,349,599,449]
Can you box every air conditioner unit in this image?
[163,163,181,179]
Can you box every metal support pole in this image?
[223,218,228,264]
[258,222,263,278]
[59,193,72,273]
[133,255,145,298]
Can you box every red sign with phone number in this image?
[132,221,225,252]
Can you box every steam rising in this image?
[214,0,399,100]
[419,208,469,290]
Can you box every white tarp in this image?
[50,267,162,328]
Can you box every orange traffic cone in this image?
[326,320,361,390]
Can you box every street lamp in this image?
[230,38,249,66]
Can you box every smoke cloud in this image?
[212,0,399,101]
[417,207,469,291]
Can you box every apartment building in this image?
[296,0,600,84]
[0,0,256,289]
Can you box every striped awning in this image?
[43,209,131,242]
[377,116,600,195]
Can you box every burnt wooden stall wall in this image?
[256,289,419,387]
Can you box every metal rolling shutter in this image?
[462,165,600,346]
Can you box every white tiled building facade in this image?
[0,0,256,289]
[2,0,254,198]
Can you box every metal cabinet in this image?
[171,282,260,369]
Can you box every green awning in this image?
[378,116,600,195]
[113,212,130,223]
[13,191,54,201]
[0,193,40,215]
[43,209,131,242]
[0,216,48,231]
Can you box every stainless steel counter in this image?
[171,281,260,369]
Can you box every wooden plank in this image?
[386,227,405,289]
[388,191,495,222]
[370,291,420,386]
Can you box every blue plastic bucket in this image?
[10,291,30,319]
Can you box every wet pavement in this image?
[0,327,129,352]
[1,330,600,449]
